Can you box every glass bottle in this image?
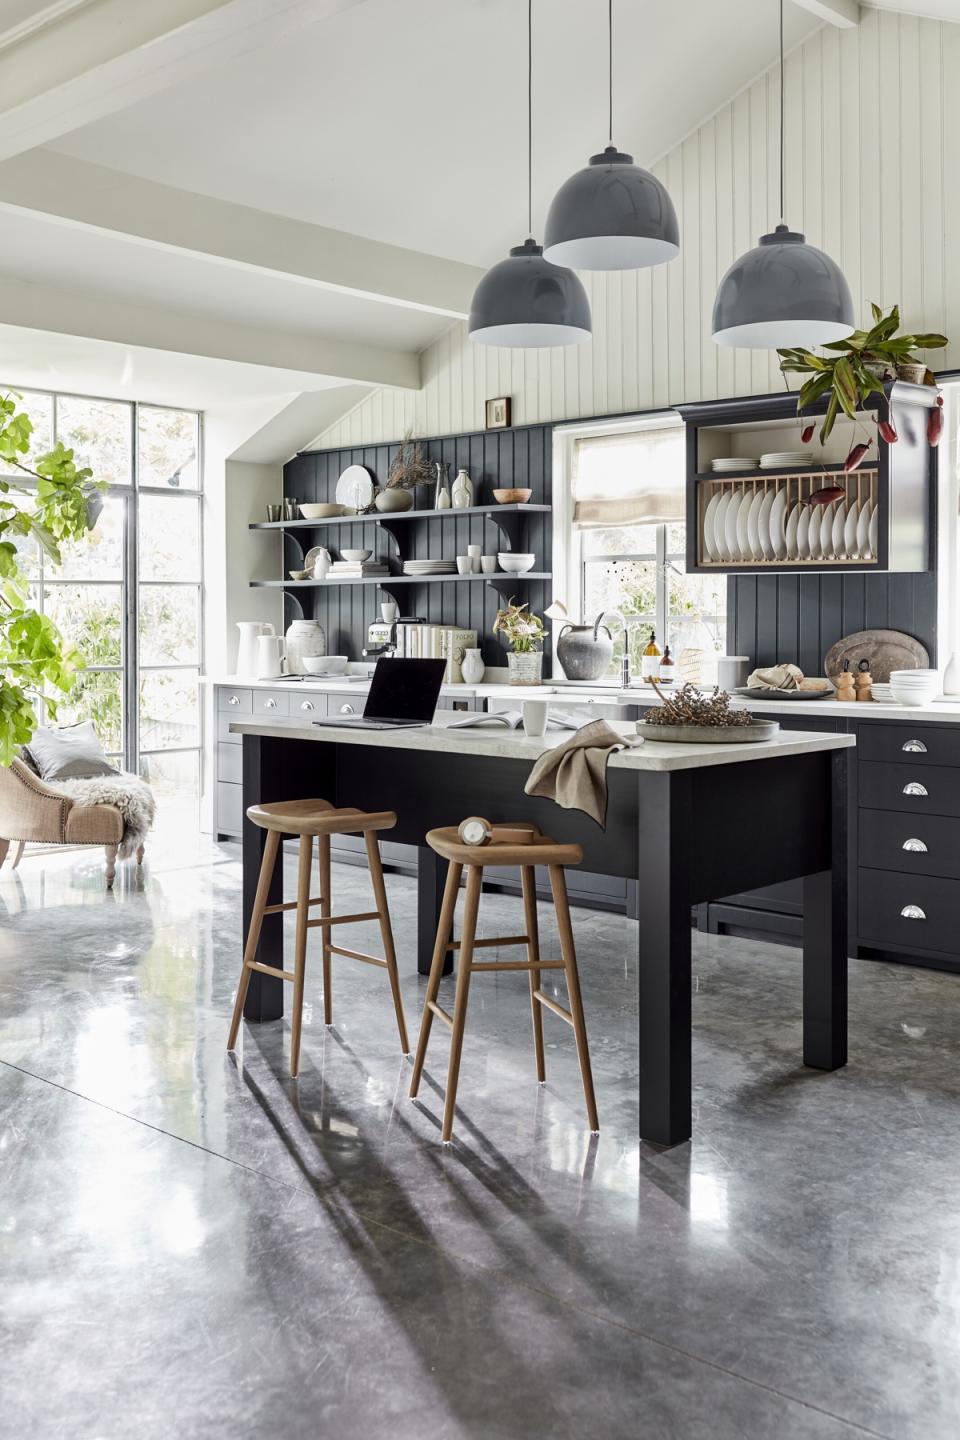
[641,628,661,683]
[658,644,675,686]
[434,460,451,509]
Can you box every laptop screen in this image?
[363,658,447,721]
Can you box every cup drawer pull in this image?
[902,782,928,796]
[901,838,928,852]
[264,698,277,708]
[340,703,355,715]
[228,694,241,706]
[300,700,315,712]
[902,739,927,753]
[900,904,926,920]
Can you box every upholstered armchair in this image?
[0,757,142,887]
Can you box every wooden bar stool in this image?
[409,822,599,1143]
[227,798,409,1076]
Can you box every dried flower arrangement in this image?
[645,681,753,727]
[387,432,435,491]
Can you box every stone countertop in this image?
[229,712,854,773]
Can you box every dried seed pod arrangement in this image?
[645,681,753,727]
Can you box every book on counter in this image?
[447,710,581,731]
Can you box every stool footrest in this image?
[328,944,388,969]
[533,988,573,1024]
[263,896,324,916]
[245,959,297,984]
[307,910,379,928]
[447,934,529,951]
[471,959,565,973]
[427,1000,454,1029]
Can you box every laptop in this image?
[312,657,446,731]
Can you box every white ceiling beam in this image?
[789,0,860,26]
[0,151,481,319]
[0,275,421,390]
[0,0,369,161]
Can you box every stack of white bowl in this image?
[889,669,938,707]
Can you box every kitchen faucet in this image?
[599,610,633,688]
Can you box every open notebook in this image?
[446,710,583,732]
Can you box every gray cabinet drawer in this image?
[217,744,243,785]
[859,810,960,881]
[216,782,243,837]
[217,713,242,745]
[858,723,960,768]
[218,687,252,713]
[253,689,289,716]
[859,868,960,954]
[291,693,326,718]
[859,762,960,819]
[326,692,363,717]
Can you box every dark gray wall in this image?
[283,424,553,671]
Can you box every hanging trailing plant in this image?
[777,303,947,462]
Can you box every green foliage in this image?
[778,303,947,444]
[493,598,545,654]
[0,392,105,765]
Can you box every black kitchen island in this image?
[231,715,854,1147]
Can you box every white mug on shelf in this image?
[381,600,399,623]
[467,544,482,573]
[456,555,472,575]
[522,701,548,738]
[480,555,498,574]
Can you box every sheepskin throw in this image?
[57,772,156,859]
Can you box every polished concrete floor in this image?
[2,828,959,1439]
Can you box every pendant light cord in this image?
[608,0,613,146]
[779,0,785,224]
[527,0,533,238]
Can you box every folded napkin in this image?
[747,663,804,691]
[523,719,630,828]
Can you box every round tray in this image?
[730,686,833,701]
[636,719,780,744]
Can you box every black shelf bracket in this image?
[486,510,527,553]
[375,517,411,562]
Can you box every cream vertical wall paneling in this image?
[314,10,958,451]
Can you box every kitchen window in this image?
[3,389,203,816]
[552,416,725,681]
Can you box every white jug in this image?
[256,633,286,679]
[236,621,275,678]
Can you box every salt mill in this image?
[835,660,855,702]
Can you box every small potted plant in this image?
[493,598,545,685]
[778,303,947,460]
[375,431,435,513]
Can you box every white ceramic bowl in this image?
[497,552,535,574]
[299,503,343,519]
[340,548,372,562]
[302,655,348,675]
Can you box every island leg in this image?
[418,845,454,977]
[636,770,694,1147]
[242,734,286,1022]
[802,749,848,1070]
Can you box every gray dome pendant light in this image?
[543,0,679,271]
[712,0,853,348]
[468,0,591,349]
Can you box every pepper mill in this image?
[855,658,873,702]
[835,660,855,702]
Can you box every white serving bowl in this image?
[340,548,372,562]
[497,552,535,574]
[302,655,348,675]
[890,684,936,707]
[299,502,343,519]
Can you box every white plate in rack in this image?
[735,490,752,560]
[713,490,732,560]
[796,504,811,560]
[702,490,721,560]
[857,501,871,558]
[724,489,743,561]
[769,488,788,560]
[832,501,848,559]
[785,503,801,561]
[757,490,776,560]
[845,500,860,559]
[869,505,879,557]
[820,502,835,560]
[746,490,764,560]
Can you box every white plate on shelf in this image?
[857,501,871,558]
[746,490,764,561]
[335,464,374,512]
[796,504,811,560]
[832,501,848,559]
[712,457,756,471]
[869,505,879,557]
[769,488,788,560]
[713,489,732,560]
[757,490,776,560]
[784,503,801,561]
[819,503,835,560]
[724,489,743,561]
[702,490,721,560]
[845,500,860,559]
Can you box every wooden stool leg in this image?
[289,833,313,1078]
[12,840,25,870]
[410,860,462,1098]
[521,865,545,1082]
[104,844,118,888]
[549,865,599,1133]
[318,834,332,1025]
[228,829,280,1051]
[442,864,482,1144]
[365,831,410,1055]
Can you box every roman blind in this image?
[571,423,685,528]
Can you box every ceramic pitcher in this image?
[236,621,275,678]
[256,633,286,678]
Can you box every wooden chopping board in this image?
[824,629,930,682]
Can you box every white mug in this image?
[456,555,472,575]
[467,543,481,573]
[480,555,498,574]
[522,701,548,738]
[381,600,399,622]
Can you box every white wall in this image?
[315,8,959,448]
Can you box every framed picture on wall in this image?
[485,396,512,430]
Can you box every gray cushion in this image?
[22,722,119,781]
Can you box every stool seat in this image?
[426,825,583,870]
[247,799,396,836]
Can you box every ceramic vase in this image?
[434,461,451,510]
[461,648,485,684]
[374,487,415,513]
[285,619,326,674]
[451,468,474,509]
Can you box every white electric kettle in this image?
[256,633,286,678]
[236,621,274,678]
